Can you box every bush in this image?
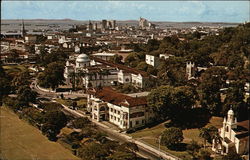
[161,127,183,150]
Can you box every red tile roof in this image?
[87,87,147,107]
[90,56,149,77]
[237,120,249,131]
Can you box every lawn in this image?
[3,64,28,74]
[0,106,80,160]
[129,116,223,159]
[56,98,87,107]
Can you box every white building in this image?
[145,54,159,67]
[87,87,155,130]
[159,54,174,60]
[64,54,150,89]
[92,52,115,61]
[24,35,37,43]
[212,109,249,155]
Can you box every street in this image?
[31,79,180,160]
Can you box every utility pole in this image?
[158,135,162,159]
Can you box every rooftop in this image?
[87,87,147,108]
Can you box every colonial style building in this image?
[145,54,159,67]
[64,53,150,89]
[87,87,155,130]
[212,109,249,155]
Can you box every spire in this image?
[21,19,26,38]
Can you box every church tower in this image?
[21,19,26,38]
[186,61,196,80]
[222,108,237,140]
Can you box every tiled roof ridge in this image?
[90,56,149,77]
[88,87,147,107]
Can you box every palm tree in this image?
[68,71,76,91]
[199,127,210,148]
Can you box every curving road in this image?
[31,79,180,160]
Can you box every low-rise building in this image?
[87,87,155,130]
[212,109,249,155]
[145,54,159,67]
[92,52,115,61]
[64,54,150,89]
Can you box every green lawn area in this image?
[129,116,223,159]
[56,98,87,107]
[56,99,72,106]
[3,64,28,74]
[0,106,80,160]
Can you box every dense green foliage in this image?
[37,62,65,90]
[161,127,184,150]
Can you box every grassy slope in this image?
[129,116,223,159]
[0,107,80,160]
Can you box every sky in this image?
[1,1,250,23]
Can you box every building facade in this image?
[212,109,249,155]
[145,54,159,67]
[64,53,150,89]
[87,87,155,130]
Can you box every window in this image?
[226,126,229,132]
[125,78,129,82]
[114,117,116,120]
[118,111,120,114]
[136,121,139,125]
[110,115,113,119]
[130,121,132,127]
[110,108,113,112]
[114,110,116,114]
[118,118,120,122]
[142,120,145,124]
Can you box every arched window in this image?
[226,126,229,132]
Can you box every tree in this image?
[223,81,246,119]
[221,149,242,160]
[110,54,123,64]
[186,140,201,159]
[199,127,210,148]
[17,85,37,106]
[119,142,139,153]
[161,127,183,150]
[42,110,67,141]
[72,117,90,129]
[199,67,227,115]
[107,151,136,160]
[147,85,174,120]
[11,70,31,90]
[8,49,20,63]
[197,148,211,160]
[147,85,196,122]
[77,142,109,160]
[0,64,11,104]
[37,62,65,90]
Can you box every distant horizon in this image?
[2,1,249,23]
[1,18,243,24]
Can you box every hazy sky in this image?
[1,1,249,22]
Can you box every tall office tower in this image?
[102,20,107,30]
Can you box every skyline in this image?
[1,1,250,23]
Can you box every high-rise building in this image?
[139,17,148,29]
[87,20,93,31]
[101,20,107,30]
[110,20,116,29]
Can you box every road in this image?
[31,79,180,160]
[62,107,160,160]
